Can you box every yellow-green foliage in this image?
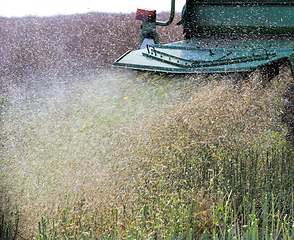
[2,66,294,237]
[147,68,291,155]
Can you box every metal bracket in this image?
[143,44,277,69]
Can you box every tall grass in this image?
[0,70,200,237]
[4,145,294,239]
[2,67,294,238]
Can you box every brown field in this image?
[0,11,183,84]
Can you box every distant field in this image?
[0,11,183,85]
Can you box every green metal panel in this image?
[183,2,294,36]
[113,37,294,73]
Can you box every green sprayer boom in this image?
[114,0,294,79]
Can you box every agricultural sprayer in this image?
[114,0,294,143]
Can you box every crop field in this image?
[1,11,294,239]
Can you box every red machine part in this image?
[135,9,155,22]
